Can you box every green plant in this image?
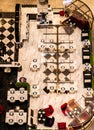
[92,76,94,90]
[15,82,30,92]
[90,53,94,66]
[88,29,92,43]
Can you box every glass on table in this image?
[33,65,37,68]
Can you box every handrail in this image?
[65,0,94,29]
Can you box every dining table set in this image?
[30,84,40,98]
[7,88,28,103]
[5,109,27,125]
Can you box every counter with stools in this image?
[7,88,28,103]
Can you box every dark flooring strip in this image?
[0,12,15,18]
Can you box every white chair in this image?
[9,110,14,116]
[18,119,24,125]
[9,96,15,103]
[31,91,40,98]
[8,119,14,125]
[38,44,46,52]
[19,87,25,94]
[10,88,15,94]
[32,85,39,90]
[69,46,75,53]
[49,86,55,92]
[19,96,25,102]
[49,65,55,72]
[15,106,20,112]
[59,45,65,52]
[69,87,75,94]
[41,39,45,42]
[48,45,55,52]
[59,65,65,72]
[19,110,24,116]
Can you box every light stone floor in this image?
[17,5,91,129]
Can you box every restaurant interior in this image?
[0,0,94,130]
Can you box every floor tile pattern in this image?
[0,18,15,63]
[44,53,71,83]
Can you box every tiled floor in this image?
[0,17,15,62]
